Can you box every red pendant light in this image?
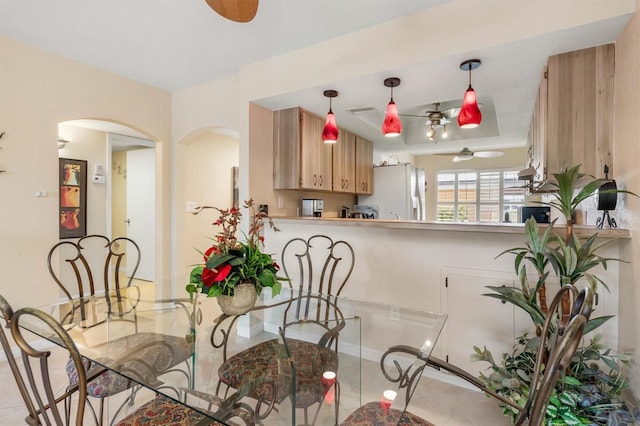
[322,90,339,143]
[458,59,482,129]
[382,77,402,137]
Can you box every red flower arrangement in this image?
[186,199,285,298]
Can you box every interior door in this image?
[126,148,156,281]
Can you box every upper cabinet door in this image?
[273,107,301,189]
[545,43,614,177]
[300,110,333,190]
[273,107,333,190]
[355,137,373,194]
[333,129,356,193]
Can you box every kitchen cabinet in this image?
[333,129,356,193]
[526,68,547,183]
[531,43,614,180]
[439,268,523,378]
[273,107,332,190]
[440,267,606,379]
[273,107,373,194]
[355,137,373,194]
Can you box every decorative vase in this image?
[217,282,258,315]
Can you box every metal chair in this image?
[0,293,91,426]
[47,235,193,424]
[213,235,355,425]
[340,285,594,426]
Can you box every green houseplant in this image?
[473,165,639,425]
[186,199,287,314]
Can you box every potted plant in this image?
[473,165,639,424]
[186,199,286,315]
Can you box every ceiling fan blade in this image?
[206,0,259,23]
[452,155,473,163]
[474,151,504,158]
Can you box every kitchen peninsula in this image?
[262,216,627,377]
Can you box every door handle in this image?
[124,219,131,224]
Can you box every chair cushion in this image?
[66,356,131,397]
[116,395,224,426]
[218,338,338,408]
[67,331,193,397]
[340,401,435,425]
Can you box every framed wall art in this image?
[59,158,87,238]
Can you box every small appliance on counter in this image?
[301,199,324,217]
[352,204,378,219]
[520,206,550,223]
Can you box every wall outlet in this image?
[277,196,284,209]
[389,305,400,321]
[35,190,47,198]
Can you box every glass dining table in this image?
[19,284,447,425]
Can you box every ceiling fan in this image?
[205,0,259,23]
[435,147,504,163]
[400,103,455,140]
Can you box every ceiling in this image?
[1,1,634,156]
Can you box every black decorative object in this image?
[595,165,617,229]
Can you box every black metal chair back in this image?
[47,235,141,327]
[0,293,89,426]
[340,285,593,426]
[279,234,355,338]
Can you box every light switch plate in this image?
[185,201,198,212]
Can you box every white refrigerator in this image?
[357,164,426,220]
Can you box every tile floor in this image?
[0,339,509,426]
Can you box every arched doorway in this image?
[58,119,157,282]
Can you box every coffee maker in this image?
[301,199,324,217]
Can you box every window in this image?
[436,169,525,223]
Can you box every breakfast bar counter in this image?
[270,216,630,239]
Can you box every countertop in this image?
[270,216,630,239]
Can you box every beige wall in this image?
[178,131,239,284]
[111,150,127,239]
[613,5,640,396]
[0,36,172,307]
[415,147,527,221]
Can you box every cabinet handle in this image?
[319,175,323,186]
[345,179,348,189]
[313,174,317,186]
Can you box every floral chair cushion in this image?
[66,357,131,397]
[340,401,435,426]
[67,331,193,397]
[116,395,225,426]
[218,338,339,408]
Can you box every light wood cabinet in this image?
[333,129,356,193]
[544,43,614,178]
[273,107,373,194]
[273,107,332,190]
[526,68,547,183]
[355,137,373,194]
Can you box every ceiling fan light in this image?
[441,125,448,139]
[426,126,434,139]
[322,89,339,143]
[382,100,402,137]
